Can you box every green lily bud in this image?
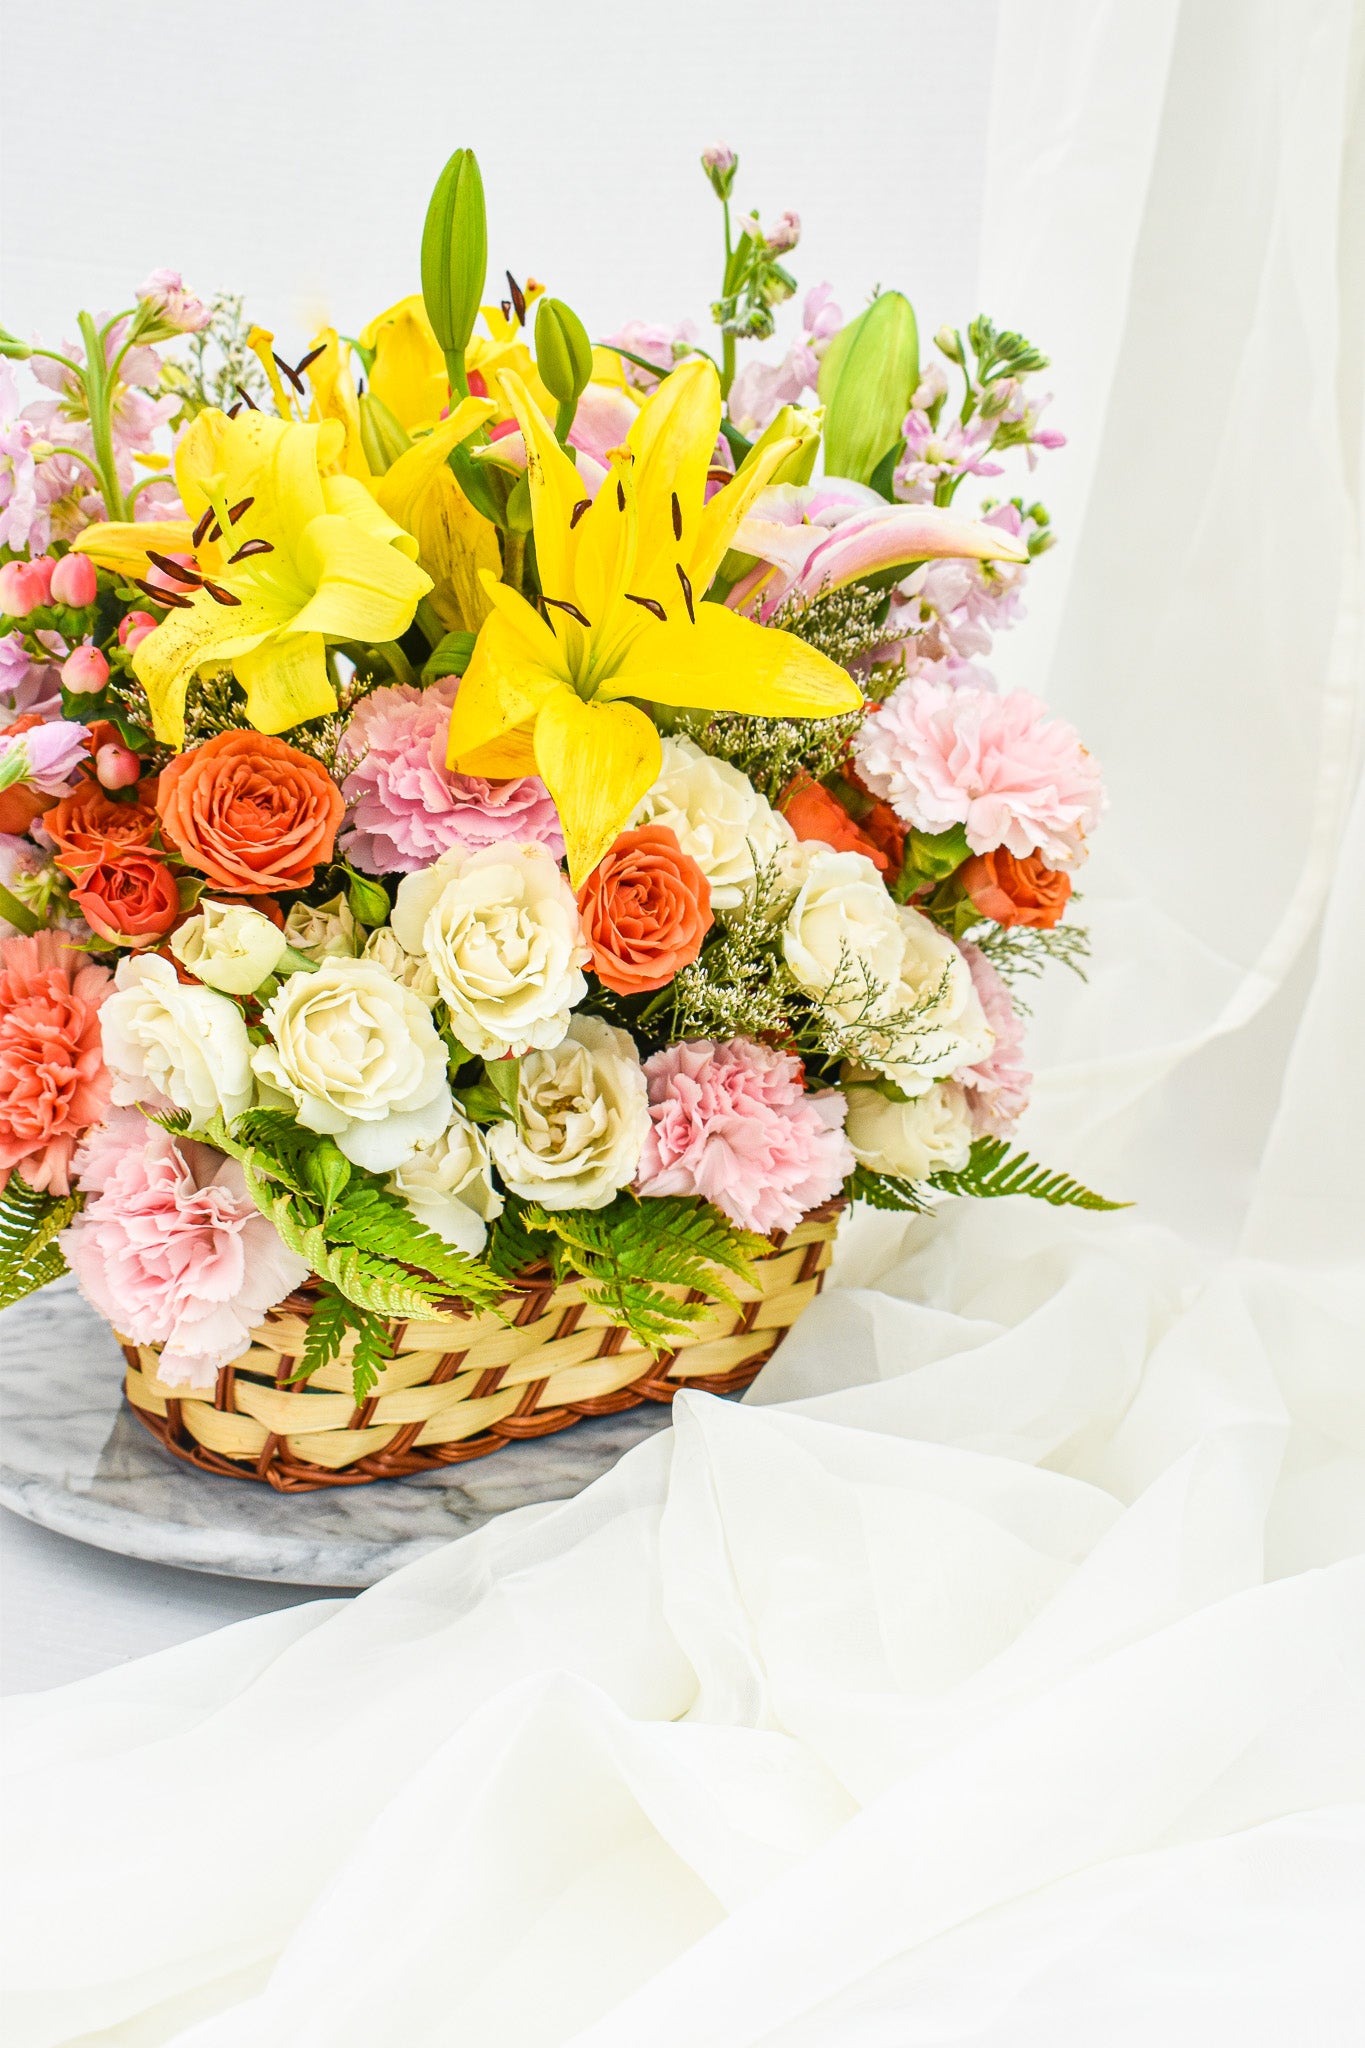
[421,146,487,398]
[345,869,391,927]
[357,393,412,476]
[819,291,920,489]
[738,403,822,489]
[534,297,593,441]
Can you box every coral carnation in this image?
[156,731,344,893]
[0,931,112,1193]
[577,825,711,996]
[954,942,1031,1136]
[635,1038,853,1235]
[339,679,563,874]
[60,1112,309,1387]
[853,676,1104,868]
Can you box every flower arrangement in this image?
[0,144,1116,1465]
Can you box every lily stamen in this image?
[228,539,274,563]
[625,595,667,622]
[675,562,696,623]
[147,552,202,586]
[544,596,592,628]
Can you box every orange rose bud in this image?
[781,773,905,876]
[959,847,1072,929]
[70,848,181,944]
[44,780,161,880]
[156,730,345,895]
[577,824,712,996]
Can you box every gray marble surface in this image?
[0,1276,673,1587]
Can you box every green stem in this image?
[443,346,469,399]
[23,346,84,374]
[0,880,41,937]
[375,640,419,688]
[39,445,101,477]
[413,597,446,648]
[124,471,174,509]
[721,332,736,400]
[503,531,526,595]
[76,310,126,521]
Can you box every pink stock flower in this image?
[25,322,176,514]
[598,317,700,394]
[853,675,1105,868]
[0,834,46,937]
[0,635,61,723]
[954,943,1031,1136]
[635,1038,854,1236]
[339,678,563,874]
[0,717,91,796]
[764,209,801,254]
[2,364,84,555]
[894,410,1003,504]
[135,269,212,336]
[0,930,112,1194]
[726,282,842,437]
[881,504,1035,666]
[60,1112,310,1387]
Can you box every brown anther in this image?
[146,551,202,587]
[191,506,215,548]
[625,594,667,622]
[202,581,242,607]
[500,300,512,323]
[543,596,592,629]
[505,272,527,325]
[569,498,592,529]
[616,480,626,513]
[227,497,254,525]
[206,523,223,544]
[227,403,243,419]
[272,350,307,395]
[229,538,273,563]
[133,578,194,610]
[671,491,682,541]
[295,344,327,375]
[675,562,696,623]
[233,384,259,411]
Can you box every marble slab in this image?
[0,1276,673,1588]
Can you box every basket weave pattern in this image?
[121,1200,843,1491]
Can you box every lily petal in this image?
[627,357,722,590]
[447,609,561,765]
[234,632,334,734]
[603,601,863,718]
[359,296,448,433]
[290,514,432,644]
[306,329,368,479]
[71,519,195,577]
[787,503,1029,617]
[132,591,282,746]
[532,687,662,885]
[501,372,587,605]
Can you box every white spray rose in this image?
[488,1015,649,1211]
[844,1079,974,1179]
[283,892,360,961]
[631,736,793,909]
[100,953,254,1127]
[361,925,440,1006]
[391,842,589,1059]
[867,908,995,1094]
[389,1110,503,1257]
[252,959,452,1172]
[169,900,288,995]
[781,845,907,1023]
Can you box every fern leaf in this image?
[0,1176,79,1308]
[350,1312,395,1405]
[577,1278,714,1351]
[931,1137,1128,1211]
[286,1285,352,1384]
[486,1196,556,1280]
[325,1185,505,1312]
[241,1169,456,1322]
[847,1165,934,1213]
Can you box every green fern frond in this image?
[846,1165,934,1213]
[287,1285,352,1384]
[242,1170,455,1322]
[0,1176,79,1308]
[931,1137,1127,1211]
[350,1310,395,1405]
[325,1185,505,1313]
[487,1197,556,1280]
[576,1278,715,1351]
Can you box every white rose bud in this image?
[283,892,360,962]
[361,925,440,1007]
[170,899,288,995]
[100,953,254,1128]
[844,1079,973,1180]
[389,1110,503,1256]
[252,959,452,1173]
[781,845,906,1024]
[488,1015,649,1211]
[391,842,589,1059]
[631,737,792,910]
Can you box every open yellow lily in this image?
[371,396,503,633]
[81,409,431,745]
[447,358,864,884]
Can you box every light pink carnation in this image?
[954,943,1031,1136]
[635,1038,854,1236]
[60,1111,309,1387]
[339,678,563,874]
[853,675,1104,869]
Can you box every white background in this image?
[0,0,1000,1693]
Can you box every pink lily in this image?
[727,482,1028,622]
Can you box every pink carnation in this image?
[635,1038,854,1236]
[853,675,1104,869]
[60,1112,309,1387]
[339,678,563,874]
[954,943,1031,1136]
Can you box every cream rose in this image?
[283,893,360,962]
[844,1078,974,1179]
[252,959,452,1172]
[631,737,793,909]
[781,845,907,1023]
[389,1110,503,1256]
[361,925,440,1006]
[488,1015,649,1211]
[867,909,995,1094]
[169,900,289,995]
[100,953,254,1128]
[391,842,588,1059]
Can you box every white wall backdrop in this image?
[2,0,998,367]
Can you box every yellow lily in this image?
[447,358,864,884]
[95,409,430,745]
[304,329,369,479]
[371,396,503,634]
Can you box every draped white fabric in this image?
[5,2,1364,2041]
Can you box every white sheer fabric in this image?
[4,3,1364,2041]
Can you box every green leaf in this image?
[324,1183,505,1312]
[286,1284,352,1384]
[931,1137,1128,1211]
[0,1173,80,1309]
[486,1194,556,1280]
[350,1312,395,1405]
[422,629,479,681]
[847,1164,934,1213]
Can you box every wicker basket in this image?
[120,1199,844,1491]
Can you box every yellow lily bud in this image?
[819,291,920,488]
[358,393,412,477]
[738,404,822,488]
